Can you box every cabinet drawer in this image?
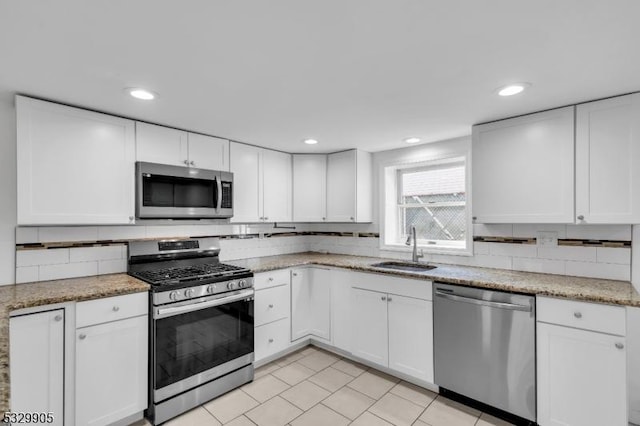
[255,284,290,327]
[254,269,290,290]
[255,318,289,362]
[77,292,148,328]
[537,297,626,336]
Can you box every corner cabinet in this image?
[136,122,229,171]
[290,267,331,341]
[575,93,640,223]
[230,142,292,223]
[9,309,65,425]
[472,106,575,223]
[292,150,373,223]
[16,96,136,225]
[536,297,627,426]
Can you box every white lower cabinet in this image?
[9,309,65,425]
[291,268,331,342]
[254,270,292,363]
[537,297,627,426]
[330,269,353,353]
[75,293,148,426]
[351,272,434,383]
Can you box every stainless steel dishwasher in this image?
[433,282,536,423]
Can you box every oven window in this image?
[154,299,253,390]
[143,174,216,208]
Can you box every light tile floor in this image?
[132,345,516,426]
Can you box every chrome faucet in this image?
[405,226,424,263]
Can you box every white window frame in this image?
[381,154,473,256]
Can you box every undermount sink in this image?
[370,261,437,273]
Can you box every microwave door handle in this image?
[216,178,222,210]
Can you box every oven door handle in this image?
[155,289,254,319]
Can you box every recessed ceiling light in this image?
[127,88,156,100]
[404,137,421,144]
[496,83,531,97]
[303,139,318,145]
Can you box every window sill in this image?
[380,243,473,257]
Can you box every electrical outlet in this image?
[537,231,558,247]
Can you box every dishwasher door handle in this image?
[434,290,532,312]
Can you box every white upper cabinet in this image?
[472,106,575,223]
[230,142,292,223]
[136,122,229,170]
[326,150,373,222]
[186,132,230,171]
[135,122,188,166]
[576,93,640,223]
[17,96,136,225]
[293,154,327,222]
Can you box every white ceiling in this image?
[1,0,639,153]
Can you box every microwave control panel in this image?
[221,182,232,209]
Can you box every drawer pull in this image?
[79,334,86,340]
[268,304,274,308]
[268,277,274,281]
[268,338,274,343]
[573,312,582,319]
[54,315,63,322]
[112,306,120,312]
[615,342,624,350]
[381,296,387,301]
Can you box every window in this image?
[383,156,471,255]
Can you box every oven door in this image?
[152,289,254,402]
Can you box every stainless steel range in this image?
[128,238,255,425]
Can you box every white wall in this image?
[0,94,17,285]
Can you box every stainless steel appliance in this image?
[136,161,233,219]
[128,238,254,425]
[433,282,536,424]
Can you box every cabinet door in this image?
[187,133,230,171]
[135,121,188,166]
[388,296,433,382]
[263,149,292,222]
[308,268,331,341]
[76,315,148,426]
[537,323,627,426]
[472,106,575,223]
[331,270,353,353]
[326,150,356,222]
[351,288,388,366]
[10,310,64,425]
[291,269,311,341]
[293,155,327,222]
[16,96,136,225]
[576,93,640,223]
[230,142,263,222]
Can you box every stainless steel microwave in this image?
[136,162,233,219]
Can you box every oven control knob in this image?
[185,288,195,298]
[227,281,237,290]
[238,279,246,288]
[206,284,216,294]
[169,291,179,301]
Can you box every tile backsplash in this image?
[12,222,633,284]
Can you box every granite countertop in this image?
[0,274,149,413]
[229,252,640,307]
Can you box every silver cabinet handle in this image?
[183,160,189,165]
[387,296,393,302]
[268,304,274,308]
[79,334,86,340]
[616,342,624,349]
[577,215,585,220]
[381,296,387,301]
[322,217,326,221]
[264,217,269,221]
[350,217,354,221]
[292,273,298,277]
[129,216,134,222]
[574,312,582,319]
[472,216,477,221]
[54,315,63,322]
[268,338,274,343]
[112,306,120,312]
[268,277,274,281]
[190,160,195,166]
